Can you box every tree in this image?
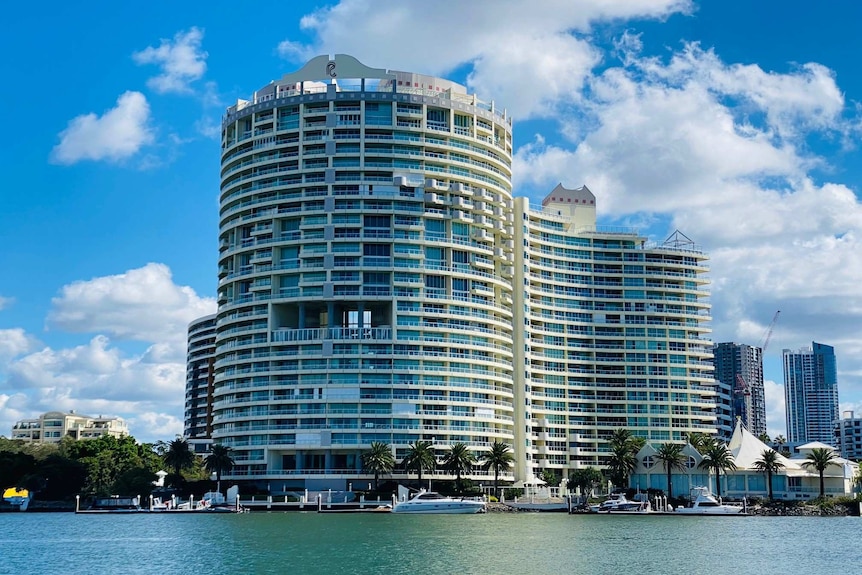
[654,443,687,500]
[481,441,513,498]
[605,429,640,489]
[753,449,785,500]
[684,432,712,454]
[163,438,195,481]
[569,467,604,498]
[443,443,476,493]
[205,444,235,494]
[539,469,561,487]
[362,442,395,491]
[402,440,435,487]
[697,440,736,498]
[757,433,771,444]
[802,447,839,499]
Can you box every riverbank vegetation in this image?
[0,436,220,505]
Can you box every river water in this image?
[1,511,859,574]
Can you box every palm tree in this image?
[204,444,235,494]
[481,441,514,498]
[684,432,712,454]
[163,438,195,480]
[697,440,736,498]
[443,443,476,493]
[403,440,435,487]
[654,443,687,500]
[802,447,838,499]
[605,429,640,489]
[757,432,771,444]
[362,442,395,491]
[753,449,784,500]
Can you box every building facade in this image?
[184,314,217,454]
[10,411,128,444]
[513,186,715,481]
[632,420,858,500]
[783,342,839,446]
[835,411,862,461]
[215,54,516,488]
[209,54,714,489]
[713,342,765,440]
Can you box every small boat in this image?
[2,488,31,512]
[675,487,745,515]
[588,493,647,514]
[391,491,486,514]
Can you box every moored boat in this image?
[588,493,648,513]
[392,491,485,514]
[675,487,745,515]
[2,488,31,512]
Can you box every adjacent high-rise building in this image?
[204,54,715,489]
[783,342,839,445]
[513,188,715,478]
[713,343,765,440]
[835,411,862,461]
[184,314,217,453]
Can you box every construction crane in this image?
[734,374,751,396]
[759,310,781,354]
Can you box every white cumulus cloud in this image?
[0,264,217,441]
[50,91,154,165]
[0,329,39,361]
[280,0,691,119]
[47,262,216,351]
[133,27,208,94]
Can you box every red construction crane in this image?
[734,374,751,396]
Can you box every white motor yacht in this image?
[675,487,745,515]
[589,493,649,513]
[392,491,486,514]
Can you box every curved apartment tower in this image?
[184,314,217,453]
[215,55,516,487]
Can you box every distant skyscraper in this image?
[713,343,765,439]
[783,342,839,445]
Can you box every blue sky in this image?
[2,0,862,442]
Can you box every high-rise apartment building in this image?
[207,54,715,488]
[835,411,862,461]
[783,342,839,445]
[184,314,217,453]
[713,342,765,439]
[514,188,714,478]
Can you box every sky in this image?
[2,0,862,443]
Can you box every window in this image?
[363,244,390,256]
[363,272,390,285]
[364,215,391,228]
[425,275,445,289]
